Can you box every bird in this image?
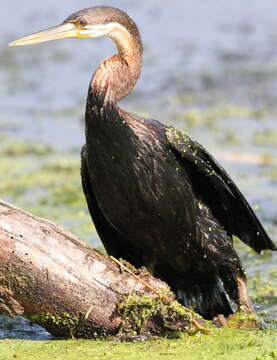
[9,6,276,320]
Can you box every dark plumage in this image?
[10,6,276,319]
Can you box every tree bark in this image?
[0,200,205,338]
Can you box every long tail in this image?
[174,274,234,320]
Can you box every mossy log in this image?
[0,200,207,339]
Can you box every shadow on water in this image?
[0,316,51,340]
[0,0,276,339]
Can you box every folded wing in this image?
[165,126,276,253]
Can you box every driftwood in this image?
[0,200,207,338]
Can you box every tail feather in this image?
[175,275,235,319]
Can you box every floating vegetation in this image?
[174,105,268,130]
[219,130,241,145]
[1,328,277,360]
[0,136,94,245]
[0,140,53,156]
[253,129,277,146]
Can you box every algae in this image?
[0,328,276,360]
[224,312,261,330]
[253,129,277,146]
[176,105,267,129]
[0,136,95,245]
[118,294,209,337]
[0,140,53,157]
[29,313,80,339]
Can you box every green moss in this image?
[29,313,79,328]
[118,294,209,336]
[29,312,80,338]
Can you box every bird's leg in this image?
[235,275,255,313]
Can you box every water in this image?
[0,0,276,338]
[0,316,51,340]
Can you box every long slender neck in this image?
[89,26,143,105]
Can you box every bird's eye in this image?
[79,19,87,27]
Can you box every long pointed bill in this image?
[9,23,79,47]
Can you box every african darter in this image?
[10,6,276,319]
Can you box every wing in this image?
[81,145,143,263]
[165,126,276,253]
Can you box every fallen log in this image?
[0,200,207,338]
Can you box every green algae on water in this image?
[0,136,95,244]
[1,328,276,360]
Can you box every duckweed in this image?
[1,328,276,360]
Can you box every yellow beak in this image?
[9,22,80,47]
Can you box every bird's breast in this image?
[85,111,195,250]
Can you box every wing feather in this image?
[165,126,276,253]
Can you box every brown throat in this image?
[90,22,143,104]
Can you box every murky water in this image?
[0,0,276,339]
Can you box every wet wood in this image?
[0,200,203,338]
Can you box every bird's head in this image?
[9,6,143,102]
[9,6,142,55]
